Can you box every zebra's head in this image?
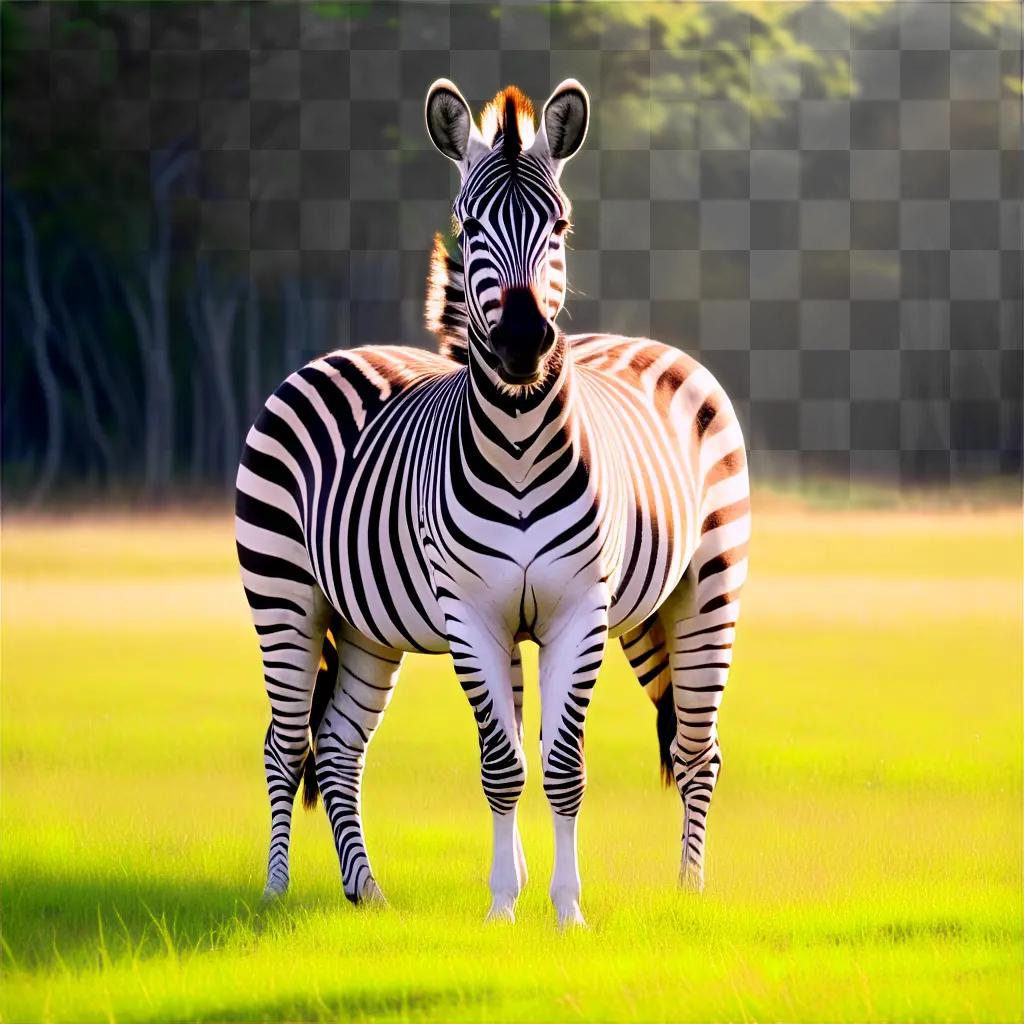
[425,79,589,386]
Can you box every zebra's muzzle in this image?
[489,287,557,384]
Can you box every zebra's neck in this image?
[462,331,576,481]
[426,231,578,476]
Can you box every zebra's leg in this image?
[314,621,404,905]
[448,614,526,922]
[510,642,528,890]
[251,583,332,900]
[538,586,609,928]
[665,522,748,892]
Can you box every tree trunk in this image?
[245,282,262,431]
[53,263,116,483]
[13,202,63,505]
[284,278,305,378]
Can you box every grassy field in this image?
[2,498,1021,1023]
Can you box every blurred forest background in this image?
[2,0,1021,504]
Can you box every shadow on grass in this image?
[172,986,494,1024]
[2,867,502,1023]
[820,917,1017,947]
[0,864,354,971]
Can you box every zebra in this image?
[235,78,750,926]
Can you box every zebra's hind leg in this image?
[246,581,332,901]
[313,620,404,905]
[662,516,749,892]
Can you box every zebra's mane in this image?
[479,86,536,153]
[425,232,469,364]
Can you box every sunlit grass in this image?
[2,497,1021,1022]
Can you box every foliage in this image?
[1,1,1018,502]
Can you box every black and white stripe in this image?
[236,80,750,921]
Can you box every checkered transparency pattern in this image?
[18,0,1022,489]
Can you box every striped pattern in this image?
[236,82,750,915]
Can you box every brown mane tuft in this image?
[479,86,536,151]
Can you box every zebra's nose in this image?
[489,287,556,382]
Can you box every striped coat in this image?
[236,79,749,925]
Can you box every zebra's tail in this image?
[620,613,675,787]
[656,686,676,787]
[301,621,339,811]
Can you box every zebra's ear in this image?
[531,79,589,170]
[425,79,486,169]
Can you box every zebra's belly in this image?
[606,560,689,638]
[312,503,693,654]
[310,514,451,656]
[605,511,695,639]
[312,477,695,656]
[520,514,692,643]
[605,455,698,635]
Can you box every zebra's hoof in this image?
[261,882,288,903]
[347,878,388,908]
[485,896,517,924]
[678,864,705,893]
[364,880,388,907]
[553,894,586,929]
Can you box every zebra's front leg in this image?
[510,642,528,891]
[450,618,527,922]
[538,588,609,928]
[314,622,403,905]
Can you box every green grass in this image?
[2,503,1021,1023]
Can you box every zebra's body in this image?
[240,337,740,651]
[236,80,750,924]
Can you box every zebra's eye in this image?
[462,218,483,239]
[552,219,571,237]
